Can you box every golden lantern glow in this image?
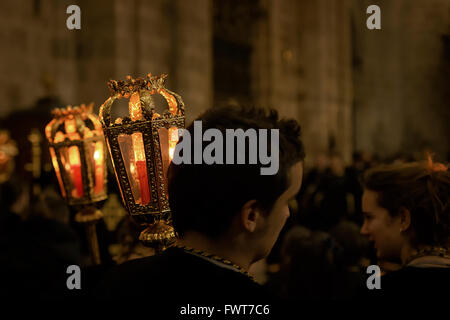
[99,73,185,250]
[45,104,108,205]
[45,103,108,265]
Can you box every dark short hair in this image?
[363,160,450,248]
[168,105,305,238]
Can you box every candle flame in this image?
[169,146,175,160]
[132,133,145,161]
[130,161,136,176]
[129,92,146,164]
[129,92,142,121]
[69,146,81,166]
[65,118,80,139]
[168,128,178,161]
[94,143,103,163]
[66,121,76,134]
[93,142,104,194]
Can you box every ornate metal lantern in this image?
[45,103,107,264]
[99,73,185,251]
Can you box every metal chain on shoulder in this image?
[175,245,257,283]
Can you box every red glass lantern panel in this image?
[118,133,151,205]
[58,145,84,198]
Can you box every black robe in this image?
[94,247,270,304]
[363,266,450,300]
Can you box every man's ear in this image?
[240,200,262,233]
[399,207,412,232]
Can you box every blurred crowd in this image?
[263,151,376,299]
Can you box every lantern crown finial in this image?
[100,73,185,127]
[46,103,100,143]
[51,103,94,119]
[106,73,168,97]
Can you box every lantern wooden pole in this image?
[75,206,103,265]
[85,223,101,265]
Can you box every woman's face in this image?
[360,190,405,260]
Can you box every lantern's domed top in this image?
[51,103,94,118]
[100,73,185,128]
[46,103,102,143]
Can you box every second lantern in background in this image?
[45,103,108,264]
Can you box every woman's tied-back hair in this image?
[363,155,450,248]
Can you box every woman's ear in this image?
[399,207,412,232]
[240,200,261,232]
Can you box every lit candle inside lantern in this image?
[129,92,150,205]
[93,143,104,194]
[65,117,83,198]
[132,133,150,205]
[68,146,83,197]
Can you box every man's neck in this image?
[177,232,253,271]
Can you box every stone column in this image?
[172,0,213,125]
[0,0,77,116]
[352,0,450,159]
[265,0,353,165]
[76,0,116,108]
[114,0,212,125]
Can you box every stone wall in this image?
[261,0,353,165]
[0,0,77,115]
[0,0,447,163]
[76,0,115,109]
[0,0,212,124]
[352,0,450,160]
[114,0,212,124]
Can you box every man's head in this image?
[168,105,305,262]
